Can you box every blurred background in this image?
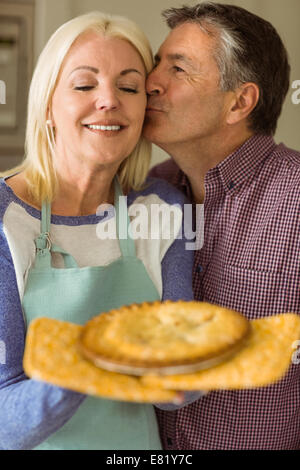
[0,0,299,171]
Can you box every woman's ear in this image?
[226,82,260,126]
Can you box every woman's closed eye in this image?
[119,87,138,94]
[73,85,138,93]
[74,85,95,91]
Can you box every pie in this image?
[23,305,300,400]
[77,300,250,375]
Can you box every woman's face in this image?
[50,31,147,174]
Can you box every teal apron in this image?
[22,179,162,450]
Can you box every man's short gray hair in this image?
[162,2,290,135]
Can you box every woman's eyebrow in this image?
[69,65,99,76]
[120,68,143,76]
[68,66,143,76]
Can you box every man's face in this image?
[143,23,232,154]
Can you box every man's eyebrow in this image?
[69,66,143,77]
[167,53,195,68]
[154,53,196,69]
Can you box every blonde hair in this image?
[4,11,153,204]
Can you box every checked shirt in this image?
[150,134,300,449]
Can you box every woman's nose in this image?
[95,86,119,110]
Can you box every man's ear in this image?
[226,82,259,126]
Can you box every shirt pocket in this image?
[202,263,299,320]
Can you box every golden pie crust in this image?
[77,301,250,375]
[23,317,182,404]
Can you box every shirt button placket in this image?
[196,264,203,274]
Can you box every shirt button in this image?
[228,181,235,190]
[167,437,173,446]
[196,264,203,274]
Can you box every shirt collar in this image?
[170,134,276,200]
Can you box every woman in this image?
[0,12,194,450]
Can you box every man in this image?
[145,2,300,450]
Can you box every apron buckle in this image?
[45,232,52,250]
[35,232,52,253]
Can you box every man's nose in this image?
[146,70,164,96]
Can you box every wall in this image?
[1,0,300,169]
[70,0,300,166]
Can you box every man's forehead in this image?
[156,23,216,68]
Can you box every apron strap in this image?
[34,200,78,269]
[41,199,51,234]
[114,177,136,258]
[33,177,136,269]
